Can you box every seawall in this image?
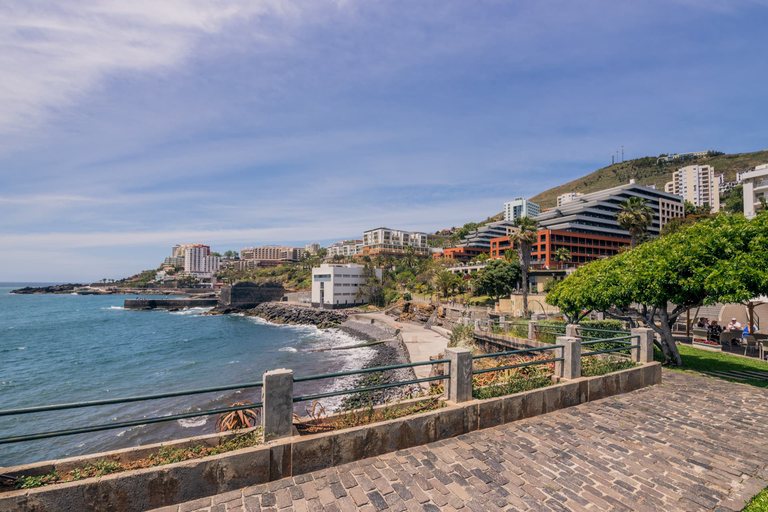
[124,298,218,310]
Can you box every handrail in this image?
[294,375,447,403]
[578,327,630,335]
[472,345,563,360]
[582,345,639,357]
[0,380,264,418]
[294,360,450,383]
[0,402,263,445]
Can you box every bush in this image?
[581,356,636,377]
[449,324,477,352]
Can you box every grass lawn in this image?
[655,345,768,389]
[743,486,768,511]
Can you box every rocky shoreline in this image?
[215,302,419,408]
[10,284,86,294]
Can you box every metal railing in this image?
[581,335,639,357]
[0,359,452,446]
[293,360,450,403]
[471,346,564,375]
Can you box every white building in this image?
[665,164,720,213]
[305,243,321,254]
[311,263,383,309]
[556,193,584,207]
[504,198,540,222]
[327,240,363,259]
[361,228,429,258]
[742,164,768,219]
[183,245,220,278]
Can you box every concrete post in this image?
[557,336,581,380]
[445,347,472,403]
[631,328,655,363]
[566,324,580,339]
[262,369,294,440]
[503,322,509,336]
[474,319,480,330]
[528,320,538,341]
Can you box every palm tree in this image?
[403,246,416,268]
[553,247,572,269]
[435,271,456,298]
[615,197,654,248]
[513,216,538,318]
[504,247,518,263]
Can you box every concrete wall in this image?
[124,298,218,310]
[0,363,660,512]
[219,283,285,308]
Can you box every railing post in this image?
[631,328,654,363]
[503,321,509,336]
[528,320,538,341]
[557,336,581,379]
[566,323,580,339]
[262,369,294,440]
[445,347,472,403]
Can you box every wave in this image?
[178,416,208,428]
[279,347,298,352]
[104,306,125,310]
[170,307,213,316]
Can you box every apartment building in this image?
[503,198,540,222]
[536,181,684,239]
[665,164,720,212]
[557,192,584,207]
[311,263,383,309]
[361,228,429,258]
[183,245,220,278]
[305,243,321,254]
[327,240,363,259]
[240,246,301,262]
[741,163,768,219]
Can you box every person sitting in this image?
[743,324,756,337]
[726,318,742,331]
[708,320,722,341]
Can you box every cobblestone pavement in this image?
[154,371,768,511]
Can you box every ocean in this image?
[0,284,375,468]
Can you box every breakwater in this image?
[124,298,219,310]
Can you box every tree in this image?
[547,213,768,366]
[504,247,518,263]
[435,271,460,298]
[553,247,572,269]
[615,197,653,248]
[356,264,384,306]
[475,252,490,263]
[683,200,711,217]
[473,260,522,301]
[513,216,538,317]
[223,250,240,260]
[316,248,328,260]
[722,185,744,215]
[403,245,417,268]
[211,252,222,257]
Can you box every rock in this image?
[243,302,359,328]
[11,284,86,294]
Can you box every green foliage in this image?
[472,374,552,400]
[547,213,768,365]
[435,270,462,298]
[455,222,479,240]
[473,259,521,301]
[743,485,768,511]
[721,185,744,214]
[657,345,768,389]
[223,250,240,260]
[616,196,653,248]
[581,356,636,377]
[449,324,477,351]
[357,264,385,306]
[15,470,60,489]
[683,201,712,217]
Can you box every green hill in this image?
[530,149,768,209]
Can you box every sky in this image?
[1,0,768,282]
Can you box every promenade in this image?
[153,370,768,511]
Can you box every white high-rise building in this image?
[503,198,540,222]
[742,163,768,219]
[556,193,585,207]
[183,245,220,278]
[665,164,720,213]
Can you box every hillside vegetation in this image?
[530,149,768,209]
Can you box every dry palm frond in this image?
[214,402,261,432]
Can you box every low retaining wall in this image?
[124,299,218,310]
[0,362,661,512]
[474,332,553,352]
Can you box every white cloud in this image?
[0,0,302,134]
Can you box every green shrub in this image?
[581,356,636,377]
[473,375,553,399]
[449,324,477,352]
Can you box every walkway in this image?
[153,371,768,511]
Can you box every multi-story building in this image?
[436,221,518,263]
[240,246,300,262]
[311,263,383,309]
[665,164,720,212]
[535,181,684,240]
[305,243,321,254]
[163,256,184,268]
[183,245,220,278]
[557,193,584,207]
[504,198,540,222]
[741,163,768,219]
[361,228,429,258]
[327,240,363,259]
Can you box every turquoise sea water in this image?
[0,284,374,468]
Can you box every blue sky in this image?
[2,0,767,282]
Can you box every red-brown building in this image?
[490,230,629,269]
[433,246,489,263]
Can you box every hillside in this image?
[530,149,768,209]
